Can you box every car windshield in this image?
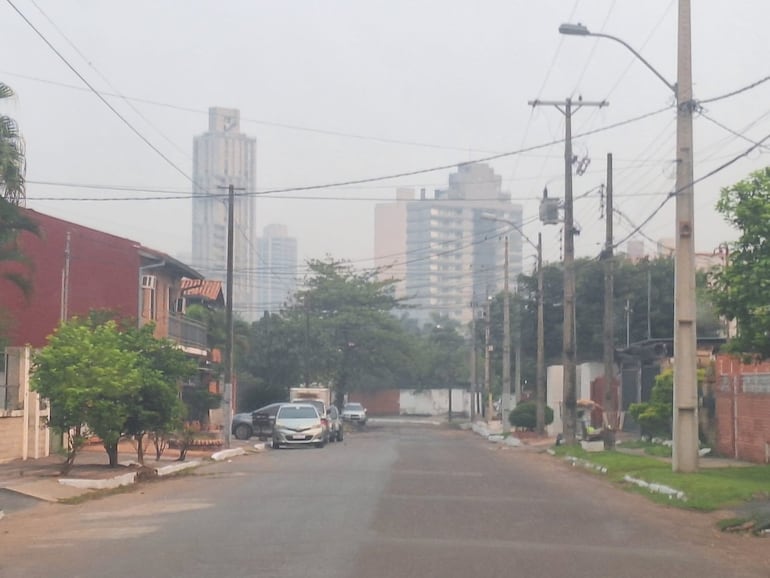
[345,403,363,411]
[278,406,317,420]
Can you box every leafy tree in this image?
[417,315,467,389]
[0,198,39,300]
[628,367,708,439]
[0,82,25,204]
[509,401,554,430]
[710,167,770,358]
[628,369,674,438]
[32,319,141,471]
[119,323,195,463]
[286,258,419,406]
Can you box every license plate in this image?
[290,434,306,440]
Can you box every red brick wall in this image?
[715,355,770,463]
[0,209,140,347]
[349,389,399,416]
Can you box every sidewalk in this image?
[0,439,250,505]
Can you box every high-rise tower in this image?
[256,224,298,314]
[192,107,257,320]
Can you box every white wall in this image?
[546,362,604,436]
[399,388,470,416]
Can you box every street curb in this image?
[155,460,201,477]
[59,471,137,490]
[211,447,247,461]
[252,443,267,452]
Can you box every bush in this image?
[508,401,554,430]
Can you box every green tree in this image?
[119,323,195,464]
[710,167,770,358]
[0,198,39,300]
[32,319,141,471]
[287,258,419,405]
[0,83,25,204]
[628,369,674,438]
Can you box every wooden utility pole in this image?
[528,97,608,444]
[484,298,492,422]
[470,303,477,421]
[603,153,616,448]
[218,183,245,449]
[60,231,71,322]
[536,234,546,435]
[502,236,511,418]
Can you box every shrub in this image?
[508,401,554,430]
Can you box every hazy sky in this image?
[3,0,770,278]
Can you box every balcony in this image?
[167,313,209,355]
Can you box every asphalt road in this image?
[0,423,766,578]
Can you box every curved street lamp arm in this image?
[588,31,677,95]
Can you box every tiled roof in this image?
[181,278,223,302]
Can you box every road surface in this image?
[0,423,766,577]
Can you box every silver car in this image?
[272,403,327,449]
[341,402,367,425]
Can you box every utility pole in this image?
[625,299,632,348]
[529,97,608,444]
[536,234,546,435]
[484,298,492,423]
[218,183,244,449]
[603,153,616,448]
[60,231,71,322]
[470,303,477,421]
[672,0,699,473]
[502,236,511,420]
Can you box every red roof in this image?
[181,278,224,302]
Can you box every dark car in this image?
[232,402,283,440]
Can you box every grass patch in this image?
[59,483,139,505]
[617,439,673,457]
[552,445,770,511]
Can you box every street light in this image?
[560,0,699,472]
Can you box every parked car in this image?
[326,405,344,442]
[341,402,367,425]
[290,398,330,439]
[272,403,327,449]
[232,402,283,440]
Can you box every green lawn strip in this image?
[553,445,770,511]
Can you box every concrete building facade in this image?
[192,107,258,320]
[256,224,298,314]
[375,164,523,325]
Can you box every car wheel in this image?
[234,424,252,440]
[272,438,281,449]
[315,441,325,449]
[337,429,343,442]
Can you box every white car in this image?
[272,403,327,449]
[341,402,367,425]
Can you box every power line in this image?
[613,127,770,249]
[25,105,675,203]
[700,74,770,105]
[5,0,194,184]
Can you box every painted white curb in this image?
[623,475,687,501]
[211,447,246,461]
[59,471,137,490]
[252,442,267,452]
[155,460,200,477]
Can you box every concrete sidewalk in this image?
[0,440,261,508]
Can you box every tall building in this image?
[374,187,413,300]
[256,224,298,314]
[375,163,523,324]
[192,107,257,320]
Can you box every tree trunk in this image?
[104,441,119,467]
[136,433,145,465]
